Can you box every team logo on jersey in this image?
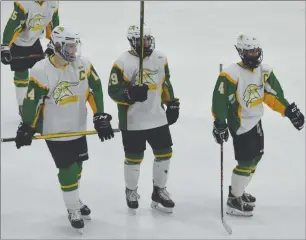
[28,14,46,31]
[135,68,159,90]
[243,84,264,108]
[53,81,79,105]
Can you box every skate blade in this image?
[151,201,173,214]
[81,215,91,220]
[243,201,255,207]
[74,228,84,235]
[226,206,253,217]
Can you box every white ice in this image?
[1,1,305,239]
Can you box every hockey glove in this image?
[285,102,304,130]
[44,41,54,57]
[15,123,36,149]
[93,113,115,142]
[1,44,12,65]
[213,120,229,144]
[166,98,180,125]
[124,84,149,104]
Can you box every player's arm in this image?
[87,64,104,114]
[108,63,130,106]
[212,72,237,123]
[263,71,289,116]
[46,7,59,39]
[161,61,176,104]
[22,76,49,128]
[2,2,28,46]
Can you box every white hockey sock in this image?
[124,163,140,190]
[62,189,80,210]
[153,159,170,188]
[231,173,250,197]
[15,86,28,106]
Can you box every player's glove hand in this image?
[44,41,54,57]
[124,84,149,104]
[93,113,114,142]
[166,98,180,125]
[1,44,12,65]
[213,120,229,144]
[285,102,304,130]
[15,123,36,149]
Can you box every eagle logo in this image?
[53,81,79,104]
[243,84,263,108]
[28,14,46,31]
[135,68,158,86]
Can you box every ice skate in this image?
[79,200,91,220]
[67,209,84,234]
[226,190,254,217]
[229,186,256,207]
[151,186,175,213]
[125,187,140,210]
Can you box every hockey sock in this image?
[58,162,80,192]
[14,71,29,106]
[124,152,144,190]
[231,161,252,197]
[248,155,263,185]
[152,147,172,188]
[58,162,80,210]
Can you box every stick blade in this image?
[222,219,232,234]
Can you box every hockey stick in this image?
[1,129,120,143]
[219,63,232,235]
[138,1,145,86]
[12,54,46,60]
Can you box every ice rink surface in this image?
[1,1,305,239]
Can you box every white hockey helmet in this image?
[50,26,81,62]
[127,23,155,57]
[235,34,263,69]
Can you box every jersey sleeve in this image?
[211,67,238,122]
[263,65,290,116]
[108,60,130,106]
[2,2,28,46]
[85,60,104,114]
[22,66,49,127]
[161,58,176,104]
[46,5,59,39]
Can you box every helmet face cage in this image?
[51,32,82,62]
[237,47,263,69]
[128,34,155,57]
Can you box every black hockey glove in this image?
[285,102,304,131]
[44,47,54,57]
[15,123,36,149]
[166,98,180,125]
[93,113,114,142]
[1,44,12,65]
[213,120,229,144]
[124,84,149,104]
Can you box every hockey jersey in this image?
[2,1,59,47]
[22,56,104,141]
[212,62,290,135]
[108,50,176,131]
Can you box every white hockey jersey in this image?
[109,50,176,131]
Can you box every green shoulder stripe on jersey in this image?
[263,71,289,116]
[212,74,237,122]
[2,2,28,45]
[87,64,104,113]
[108,64,130,105]
[22,77,49,126]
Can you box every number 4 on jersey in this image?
[218,82,224,94]
[27,88,35,100]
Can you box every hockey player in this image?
[212,34,304,217]
[1,0,60,117]
[108,24,180,213]
[14,26,115,232]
